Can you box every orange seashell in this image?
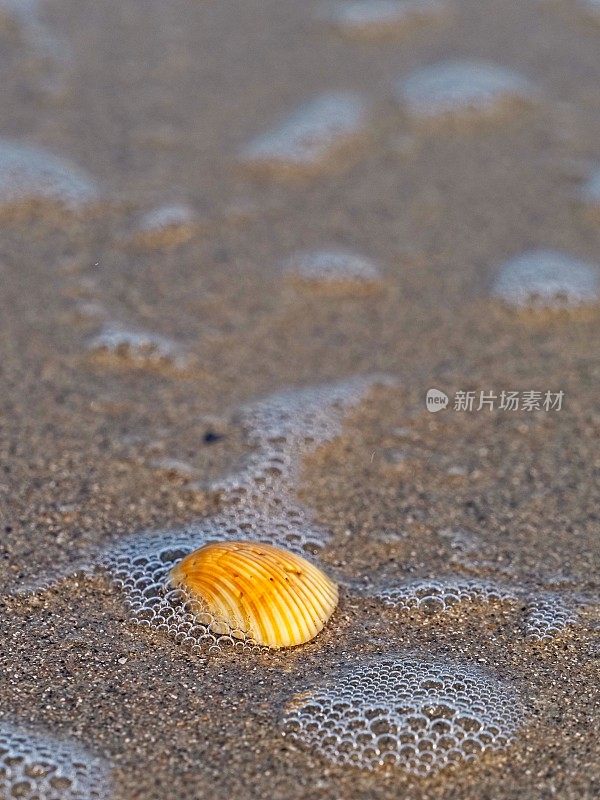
[170,541,339,648]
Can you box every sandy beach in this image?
[0,1,599,798]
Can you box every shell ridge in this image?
[171,541,338,648]
[247,546,336,639]
[247,547,327,637]
[228,547,315,646]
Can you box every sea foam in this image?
[397,60,536,123]
[0,722,111,800]
[239,93,369,177]
[282,653,525,773]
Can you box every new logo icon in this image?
[426,388,449,412]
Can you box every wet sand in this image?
[0,0,599,798]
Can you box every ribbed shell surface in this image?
[170,541,339,648]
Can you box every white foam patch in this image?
[523,594,578,641]
[138,203,195,231]
[279,249,383,291]
[101,376,394,652]
[324,0,451,35]
[133,203,196,245]
[581,166,600,209]
[100,513,326,654]
[0,722,111,800]
[0,140,99,212]
[368,576,579,641]
[374,576,517,613]
[239,93,368,175]
[210,376,392,513]
[397,60,535,121]
[282,654,525,773]
[87,323,192,370]
[492,249,600,309]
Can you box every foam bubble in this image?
[397,60,535,122]
[210,376,391,513]
[132,203,197,247]
[282,654,525,773]
[0,140,99,213]
[279,249,384,293]
[239,93,368,177]
[368,576,578,640]
[100,513,328,653]
[374,576,517,614]
[87,323,192,371]
[101,376,394,652]
[491,249,600,309]
[523,594,578,641]
[323,0,451,36]
[0,722,111,800]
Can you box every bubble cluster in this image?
[101,504,338,652]
[281,654,525,773]
[523,594,577,642]
[491,249,600,309]
[374,577,517,614]
[211,376,391,514]
[238,93,368,177]
[0,722,111,800]
[323,0,452,37]
[87,323,192,371]
[369,576,578,641]
[133,203,197,248]
[0,140,99,213]
[279,249,383,293]
[102,376,393,652]
[396,60,535,122]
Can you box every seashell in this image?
[170,541,338,648]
